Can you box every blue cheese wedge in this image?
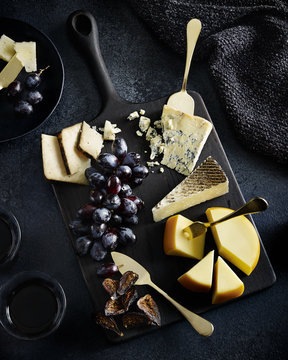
[41,134,88,185]
[14,41,37,72]
[0,54,23,90]
[0,34,16,62]
[78,121,103,160]
[152,156,229,222]
[161,105,212,176]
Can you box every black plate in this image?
[0,18,64,143]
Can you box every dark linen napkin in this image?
[127,0,288,164]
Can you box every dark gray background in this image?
[0,0,287,359]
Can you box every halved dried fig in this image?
[105,297,126,316]
[122,286,138,311]
[102,278,119,299]
[117,271,139,296]
[122,312,150,329]
[137,294,161,326]
[92,311,123,336]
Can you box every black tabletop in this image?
[0,1,287,359]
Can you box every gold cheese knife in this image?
[167,18,201,117]
[111,251,214,337]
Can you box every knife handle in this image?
[67,10,122,107]
[150,281,214,336]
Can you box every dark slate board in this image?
[52,11,276,342]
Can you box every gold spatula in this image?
[167,18,201,117]
[111,251,214,336]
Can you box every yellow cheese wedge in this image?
[0,54,23,90]
[206,207,260,275]
[41,134,88,185]
[212,256,244,304]
[178,250,214,292]
[14,41,37,72]
[0,34,16,62]
[163,214,205,260]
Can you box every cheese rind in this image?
[212,256,244,304]
[161,105,212,176]
[0,54,23,90]
[14,41,37,72]
[178,250,215,292]
[78,121,103,160]
[41,134,88,185]
[58,123,91,175]
[0,34,16,62]
[152,156,229,222]
[206,207,260,275]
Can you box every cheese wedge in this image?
[0,54,23,90]
[78,121,103,159]
[14,41,37,72]
[41,134,88,185]
[0,34,16,62]
[178,250,215,292]
[152,156,229,222]
[163,214,205,260]
[161,105,213,176]
[58,123,91,175]
[206,207,260,275]
[103,120,121,141]
[212,256,244,304]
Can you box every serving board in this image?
[52,11,276,342]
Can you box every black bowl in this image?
[0,17,64,142]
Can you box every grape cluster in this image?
[6,72,44,116]
[69,138,149,262]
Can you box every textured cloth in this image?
[127,0,288,164]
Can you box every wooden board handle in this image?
[67,10,122,107]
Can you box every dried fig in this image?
[137,294,161,326]
[117,271,139,296]
[102,278,119,299]
[122,286,138,311]
[92,311,123,336]
[105,297,126,316]
[122,312,150,329]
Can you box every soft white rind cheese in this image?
[161,105,213,176]
[152,156,229,222]
[0,35,16,62]
[14,41,37,72]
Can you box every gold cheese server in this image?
[111,251,214,337]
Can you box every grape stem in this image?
[37,65,50,77]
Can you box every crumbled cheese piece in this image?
[147,161,160,167]
[127,111,139,121]
[154,120,162,129]
[149,135,164,160]
[103,120,121,140]
[136,130,143,137]
[159,167,164,173]
[146,127,158,141]
[139,109,146,115]
[139,116,151,132]
[144,150,148,153]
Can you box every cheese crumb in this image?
[147,161,160,167]
[136,130,143,137]
[127,111,139,121]
[139,109,145,115]
[159,167,164,173]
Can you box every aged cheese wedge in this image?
[78,121,103,159]
[0,34,16,62]
[58,123,91,175]
[163,214,205,260]
[206,207,260,275]
[0,54,23,90]
[14,41,37,72]
[152,156,229,222]
[41,134,88,185]
[178,250,215,292]
[212,256,244,304]
[161,105,212,176]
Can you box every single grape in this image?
[85,166,97,179]
[123,214,139,225]
[25,73,41,89]
[107,175,121,194]
[97,153,119,173]
[77,204,97,220]
[90,241,107,261]
[103,193,121,210]
[74,235,92,256]
[132,165,149,179]
[117,227,136,245]
[115,165,132,181]
[96,263,119,277]
[112,138,128,160]
[88,171,106,188]
[126,195,144,211]
[118,198,138,216]
[101,230,118,251]
[14,100,33,116]
[69,220,91,236]
[122,152,141,168]
[119,183,133,197]
[109,214,123,227]
[93,207,111,224]
[26,90,43,105]
[91,223,107,239]
[89,189,104,205]
[7,81,22,97]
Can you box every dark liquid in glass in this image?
[8,281,58,334]
[0,218,12,262]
